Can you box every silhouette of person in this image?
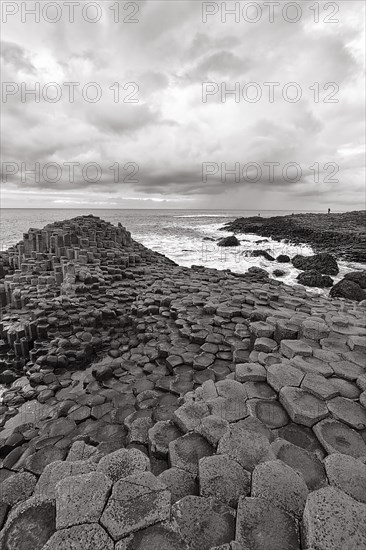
[328,208,331,214]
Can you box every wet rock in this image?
[330,279,366,301]
[217,236,240,247]
[292,253,339,275]
[344,270,366,288]
[267,363,304,392]
[100,472,170,541]
[303,487,366,550]
[172,496,235,550]
[297,270,333,288]
[277,254,291,263]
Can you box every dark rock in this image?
[297,270,333,288]
[217,236,240,247]
[344,270,366,288]
[292,253,339,275]
[277,254,291,263]
[273,269,286,277]
[249,250,275,261]
[330,279,366,301]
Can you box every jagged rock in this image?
[297,270,333,288]
[217,236,240,247]
[172,496,235,550]
[173,402,209,433]
[303,487,366,550]
[292,253,339,275]
[148,421,181,458]
[236,496,300,550]
[330,279,366,301]
[100,472,170,541]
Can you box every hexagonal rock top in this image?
[279,387,329,427]
[169,432,214,474]
[0,495,56,550]
[217,424,275,472]
[236,496,300,550]
[96,448,150,482]
[198,454,251,507]
[267,363,304,392]
[327,396,366,430]
[55,472,112,529]
[280,339,313,359]
[324,453,366,503]
[313,418,366,458]
[251,459,308,518]
[100,472,170,541]
[41,523,114,550]
[114,522,188,550]
[172,496,235,550]
[173,401,209,433]
[303,487,366,550]
[0,472,37,507]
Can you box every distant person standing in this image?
[328,208,331,214]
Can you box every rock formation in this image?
[0,215,365,550]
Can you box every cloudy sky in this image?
[1,0,365,210]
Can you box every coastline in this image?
[0,215,365,548]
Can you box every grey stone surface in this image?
[236,496,300,550]
[55,472,112,529]
[251,459,308,518]
[279,387,329,427]
[35,459,97,499]
[196,415,230,447]
[41,523,114,550]
[100,472,170,541]
[324,453,366,503]
[172,496,235,550]
[267,363,304,392]
[148,420,182,458]
[0,472,37,506]
[303,487,366,550]
[158,467,198,503]
[313,418,366,458]
[114,521,188,550]
[96,448,150,482]
[169,433,214,474]
[217,424,275,472]
[199,454,250,507]
[327,396,366,429]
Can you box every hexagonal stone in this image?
[251,459,308,518]
[172,496,235,550]
[279,387,329,427]
[329,378,361,399]
[313,418,366,458]
[0,495,56,550]
[173,402,209,433]
[148,421,181,458]
[68,405,91,423]
[235,363,266,382]
[254,337,278,353]
[55,472,112,529]
[114,522,187,550]
[96,448,150,482]
[196,415,230,447]
[236,496,300,550]
[301,319,330,341]
[327,397,366,429]
[271,439,327,491]
[290,356,333,377]
[158,467,198,503]
[0,472,37,506]
[41,523,114,550]
[207,396,248,423]
[301,373,339,400]
[35,460,97,499]
[247,398,289,429]
[324,453,366,503]
[100,472,170,541]
[330,360,364,381]
[24,446,67,475]
[280,339,313,359]
[193,353,215,370]
[267,363,304,392]
[169,433,214,474]
[216,379,247,401]
[67,441,97,462]
[199,454,250,507]
[347,335,366,353]
[217,424,275,472]
[236,415,275,442]
[277,423,326,460]
[243,381,277,400]
[303,487,366,550]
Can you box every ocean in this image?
[0,208,363,290]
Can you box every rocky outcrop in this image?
[0,215,365,549]
[217,236,240,247]
[297,270,333,288]
[221,211,366,262]
[292,253,339,276]
[330,279,366,302]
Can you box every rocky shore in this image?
[221,211,366,263]
[0,215,366,550]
